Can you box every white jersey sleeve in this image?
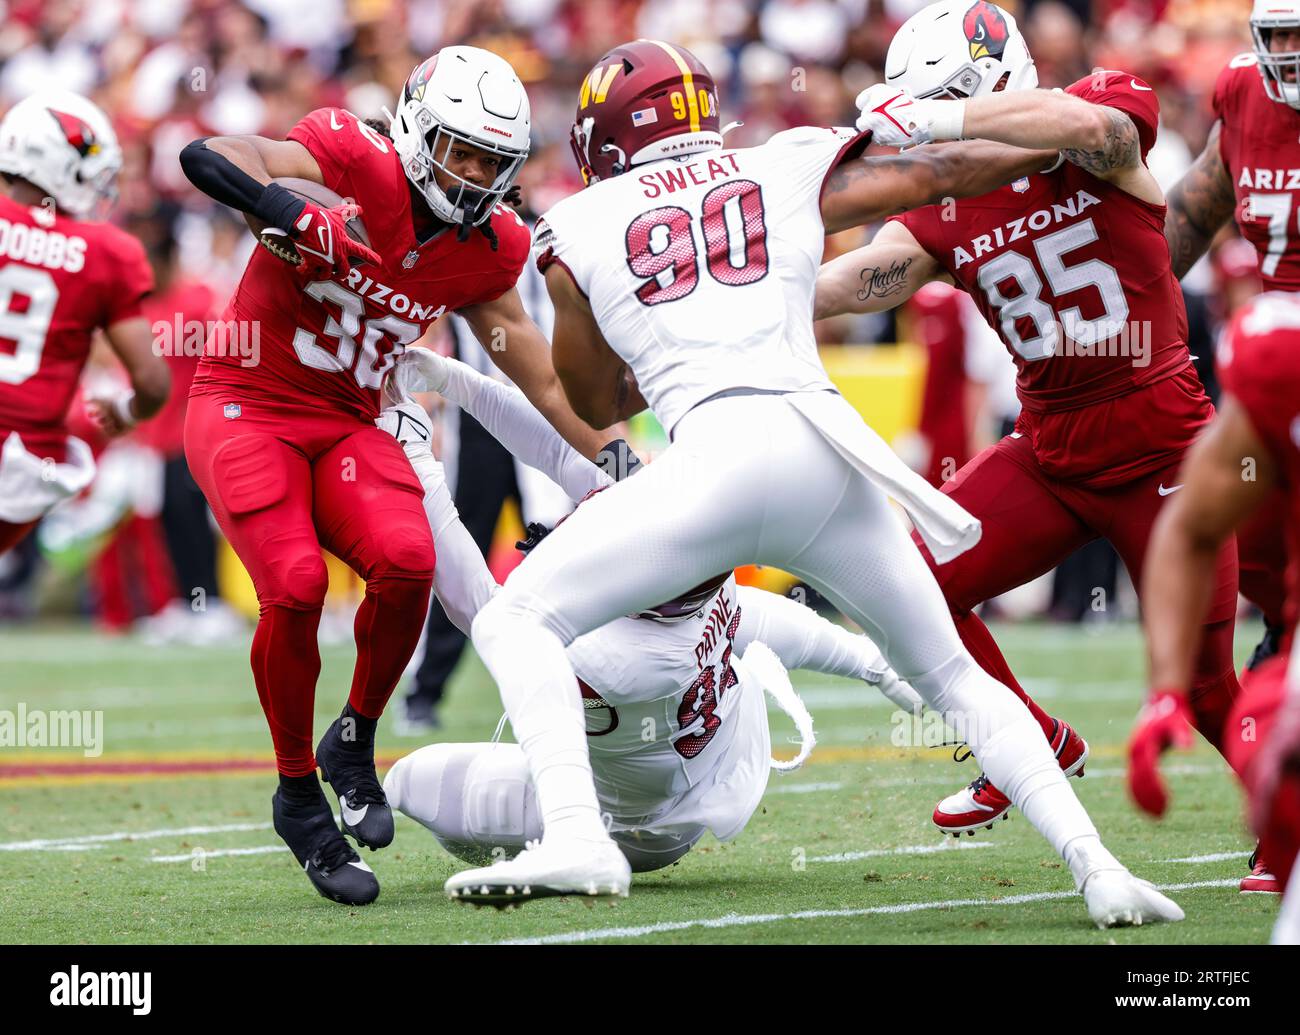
[537,128,866,433]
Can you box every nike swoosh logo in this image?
[330,111,344,130]
[1157,483,1183,496]
[1131,79,1152,91]
[340,796,369,826]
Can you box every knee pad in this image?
[384,743,538,865]
[367,524,436,585]
[254,534,328,610]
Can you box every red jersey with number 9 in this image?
[1214,53,1300,293]
[893,72,1190,420]
[190,108,530,421]
[0,193,152,456]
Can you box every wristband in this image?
[251,182,309,236]
[928,99,967,142]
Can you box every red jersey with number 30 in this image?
[1218,291,1300,632]
[190,108,531,421]
[1214,53,1300,292]
[0,193,152,452]
[893,73,1190,420]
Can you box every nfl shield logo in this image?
[1012,177,1030,193]
[223,403,242,419]
[402,250,419,270]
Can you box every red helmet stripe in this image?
[645,39,700,133]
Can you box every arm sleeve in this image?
[439,354,613,501]
[1065,73,1160,159]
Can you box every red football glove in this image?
[1127,689,1196,818]
[289,199,381,279]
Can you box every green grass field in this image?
[0,618,1281,944]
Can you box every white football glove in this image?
[854,84,966,148]
[386,347,451,405]
[376,400,434,460]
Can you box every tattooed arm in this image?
[819,138,1056,233]
[1165,122,1236,280]
[949,89,1162,202]
[815,220,943,318]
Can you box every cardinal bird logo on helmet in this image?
[963,1,1010,62]
[48,108,100,157]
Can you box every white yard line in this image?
[486,879,1240,945]
[0,820,274,852]
[809,841,995,863]
[150,845,288,863]
[1165,851,1254,864]
[766,780,845,795]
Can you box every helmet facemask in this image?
[1252,19,1300,108]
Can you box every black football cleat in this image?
[316,716,394,850]
[1246,622,1284,672]
[272,788,379,906]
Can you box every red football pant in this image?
[185,398,435,777]
[1228,656,1300,889]
[915,427,1241,756]
[93,514,177,630]
[0,519,37,554]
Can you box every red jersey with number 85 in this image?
[1214,53,1300,293]
[190,108,530,421]
[0,193,152,455]
[893,73,1190,421]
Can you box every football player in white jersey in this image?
[377,347,924,872]
[447,39,1183,928]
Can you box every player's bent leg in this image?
[782,469,1181,928]
[185,401,374,904]
[913,438,1094,833]
[385,743,541,865]
[313,427,436,852]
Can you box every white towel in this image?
[786,390,981,565]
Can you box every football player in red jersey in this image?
[1162,0,1299,677]
[817,0,1242,844]
[1131,290,1300,936]
[0,91,170,553]
[179,46,618,906]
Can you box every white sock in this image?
[470,601,608,846]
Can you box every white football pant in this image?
[471,391,1121,886]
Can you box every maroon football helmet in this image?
[570,39,723,185]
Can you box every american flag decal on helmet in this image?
[631,108,658,126]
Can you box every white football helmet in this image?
[388,46,530,231]
[0,90,121,219]
[1251,0,1300,108]
[885,0,1037,100]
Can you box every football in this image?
[243,176,370,264]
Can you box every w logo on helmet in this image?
[963,1,1010,61]
[48,108,100,157]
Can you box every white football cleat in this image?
[1081,869,1185,929]
[445,838,631,908]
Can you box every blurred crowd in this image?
[0,0,1268,633]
